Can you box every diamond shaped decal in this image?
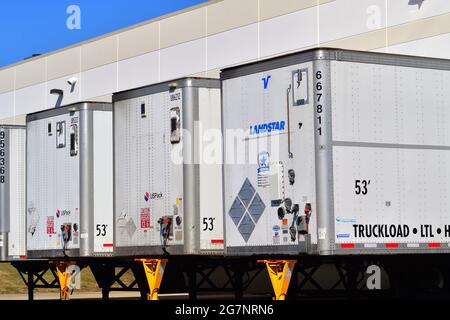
[237,178,255,207]
[126,218,137,238]
[248,193,265,224]
[237,213,255,242]
[229,197,245,226]
[228,178,266,243]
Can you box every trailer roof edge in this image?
[26,101,112,122]
[220,47,450,80]
[112,77,221,102]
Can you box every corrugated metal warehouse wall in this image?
[0,0,449,125]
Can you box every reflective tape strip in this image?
[338,243,446,249]
[103,243,113,247]
[385,243,399,248]
[211,239,224,244]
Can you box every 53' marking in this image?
[355,180,371,195]
[96,224,108,236]
[202,217,215,231]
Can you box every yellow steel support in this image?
[54,261,77,300]
[136,258,168,300]
[258,259,297,300]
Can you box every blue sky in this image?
[0,0,207,68]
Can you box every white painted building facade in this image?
[0,0,449,124]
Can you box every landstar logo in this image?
[249,121,285,135]
[262,75,272,89]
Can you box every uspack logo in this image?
[144,192,163,202]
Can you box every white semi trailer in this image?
[221,48,450,256]
[113,78,223,256]
[26,102,113,258]
[0,125,26,260]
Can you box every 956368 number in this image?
[0,130,6,184]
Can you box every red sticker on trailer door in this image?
[47,216,54,235]
[140,208,150,229]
